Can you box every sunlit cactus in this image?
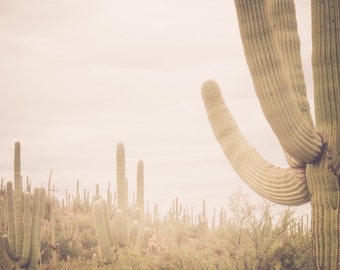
[201,1,339,269]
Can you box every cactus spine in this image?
[201,1,339,268]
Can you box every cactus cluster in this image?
[1,142,46,270]
[92,142,150,263]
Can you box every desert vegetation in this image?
[0,142,314,270]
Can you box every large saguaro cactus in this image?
[201,1,339,269]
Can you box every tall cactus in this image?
[201,1,339,269]
[13,141,24,261]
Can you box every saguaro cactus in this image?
[2,142,46,270]
[201,1,339,269]
[3,185,46,270]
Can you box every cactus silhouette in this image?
[201,1,339,269]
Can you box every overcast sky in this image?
[0,0,313,222]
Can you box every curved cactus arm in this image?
[201,80,310,206]
[311,0,340,176]
[2,235,19,261]
[268,0,316,168]
[268,0,314,125]
[234,0,322,163]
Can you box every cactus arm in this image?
[202,80,310,206]
[234,0,322,163]
[27,188,42,270]
[268,0,316,168]
[136,160,144,211]
[19,192,32,267]
[5,181,16,254]
[2,235,19,261]
[37,187,45,262]
[93,200,114,261]
[268,1,314,125]
[116,142,128,213]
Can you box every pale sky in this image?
[0,1,313,222]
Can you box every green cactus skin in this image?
[201,1,339,269]
[92,199,114,262]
